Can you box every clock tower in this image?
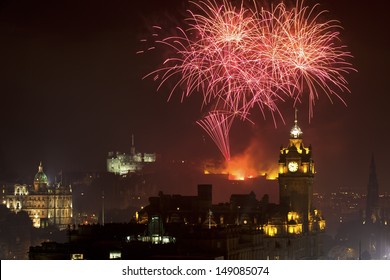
[278,109,314,233]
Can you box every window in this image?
[71,254,83,260]
[109,251,121,259]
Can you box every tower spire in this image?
[366,153,379,223]
[290,108,302,139]
[294,107,298,125]
[131,133,136,155]
[38,161,43,173]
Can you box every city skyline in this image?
[0,0,389,195]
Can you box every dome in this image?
[290,124,302,139]
[34,162,48,190]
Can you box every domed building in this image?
[3,162,73,229]
[33,162,48,192]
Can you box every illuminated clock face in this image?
[288,161,299,172]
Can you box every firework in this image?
[268,1,355,118]
[141,0,355,159]
[142,0,284,118]
[196,111,235,161]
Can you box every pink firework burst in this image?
[143,0,283,119]
[140,0,355,160]
[266,1,356,118]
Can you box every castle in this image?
[107,135,156,175]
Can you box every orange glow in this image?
[203,159,278,180]
[203,138,279,180]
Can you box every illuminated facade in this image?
[3,162,73,229]
[107,135,156,175]
[261,110,326,259]
[275,110,325,233]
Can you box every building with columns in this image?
[3,162,73,230]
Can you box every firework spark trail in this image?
[196,111,236,161]
[143,0,283,119]
[266,1,356,118]
[185,0,295,119]
[140,0,355,160]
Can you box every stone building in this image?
[3,162,73,230]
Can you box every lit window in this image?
[71,254,83,260]
[109,251,121,259]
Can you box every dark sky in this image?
[0,0,389,194]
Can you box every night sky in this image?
[0,0,389,194]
